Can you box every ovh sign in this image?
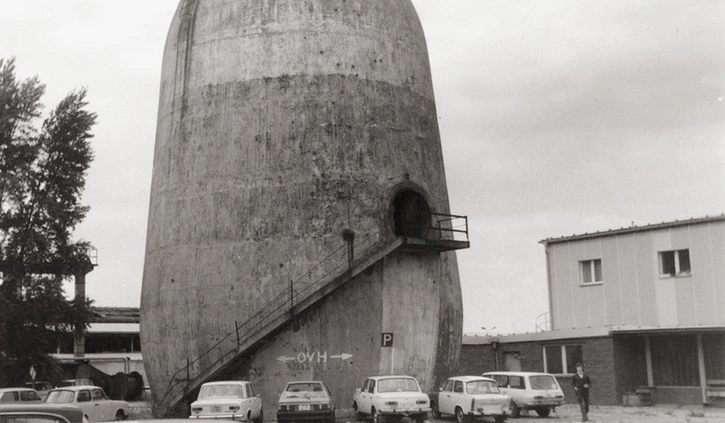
[276,351,353,364]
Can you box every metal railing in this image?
[535,312,551,332]
[430,213,469,242]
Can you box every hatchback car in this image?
[0,403,86,423]
[352,376,429,423]
[277,381,334,423]
[429,376,509,423]
[0,388,43,404]
[482,372,565,418]
[45,386,128,422]
[189,381,262,422]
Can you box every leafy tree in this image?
[0,58,97,385]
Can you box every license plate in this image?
[298,405,311,411]
[482,405,499,414]
[211,406,222,413]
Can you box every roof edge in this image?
[540,214,725,245]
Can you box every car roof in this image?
[0,404,81,412]
[482,371,557,377]
[0,388,37,393]
[285,381,323,385]
[367,375,417,381]
[50,386,98,391]
[446,376,496,382]
[201,381,250,386]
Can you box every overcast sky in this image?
[2,0,723,335]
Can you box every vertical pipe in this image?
[697,333,707,404]
[74,272,86,357]
[645,336,654,387]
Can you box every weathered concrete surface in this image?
[141,0,462,415]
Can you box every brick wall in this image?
[458,336,619,406]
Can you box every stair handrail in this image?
[159,222,383,404]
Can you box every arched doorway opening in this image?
[392,190,430,238]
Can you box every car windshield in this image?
[377,378,419,393]
[466,380,500,394]
[198,384,244,399]
[283,383,327,398]
[529,375,559,390]
[46,390,75,403]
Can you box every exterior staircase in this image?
[157,213,469,416]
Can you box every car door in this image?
[244,383,257,419]
[452,380,467,412]
[92,388,110,421]
[358,379,373,413]
[438,379,455,415]
[76,389,96,421]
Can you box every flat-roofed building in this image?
[458,214,725,406]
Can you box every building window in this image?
[543,344,583,375]
[659,249,691,277]
[580,259,602,284]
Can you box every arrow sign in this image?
[29,366,36,381]
[330,353,353,360]
[276,355,296,363]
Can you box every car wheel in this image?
[494,416,507,423]
[114,410,126,421]
[372,407,384,423]
[328,408,336,423]
[455,407,469,423]
[258,407,264,423]
[509,401,520,418]
[353,403,364,421]
[431,401,441,419]
[414,412,426,423]
[535,408,550,418]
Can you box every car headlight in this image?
[229,406,240,411]
[416,400,427,405]
[191,408,202,413]
[385,401,398,406]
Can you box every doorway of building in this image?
[392,190,430,238]
[504,352,522,371]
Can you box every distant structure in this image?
[141,0,468,416]
[458,214,725,406]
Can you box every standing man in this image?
[572,363,592,422]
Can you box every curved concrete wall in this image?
[141,0,462,413]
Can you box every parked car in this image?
[58,380,94,388]
[0,411,71,423]
[45,386,128,422]
[352,376,429,423]
[0,402,86,423]
[25,382,55,400]
[429,376,509,423]
[189,381,262,422]
[482,372,565,418]
[277,381,334,423]
[0,388,43,403]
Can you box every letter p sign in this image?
[381,332,394,347]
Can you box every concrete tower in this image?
[141,0,466,416]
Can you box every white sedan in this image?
[429,376,509,423]
[189,381,262,422]
[353,376,430,423]
[45,386,128,422]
